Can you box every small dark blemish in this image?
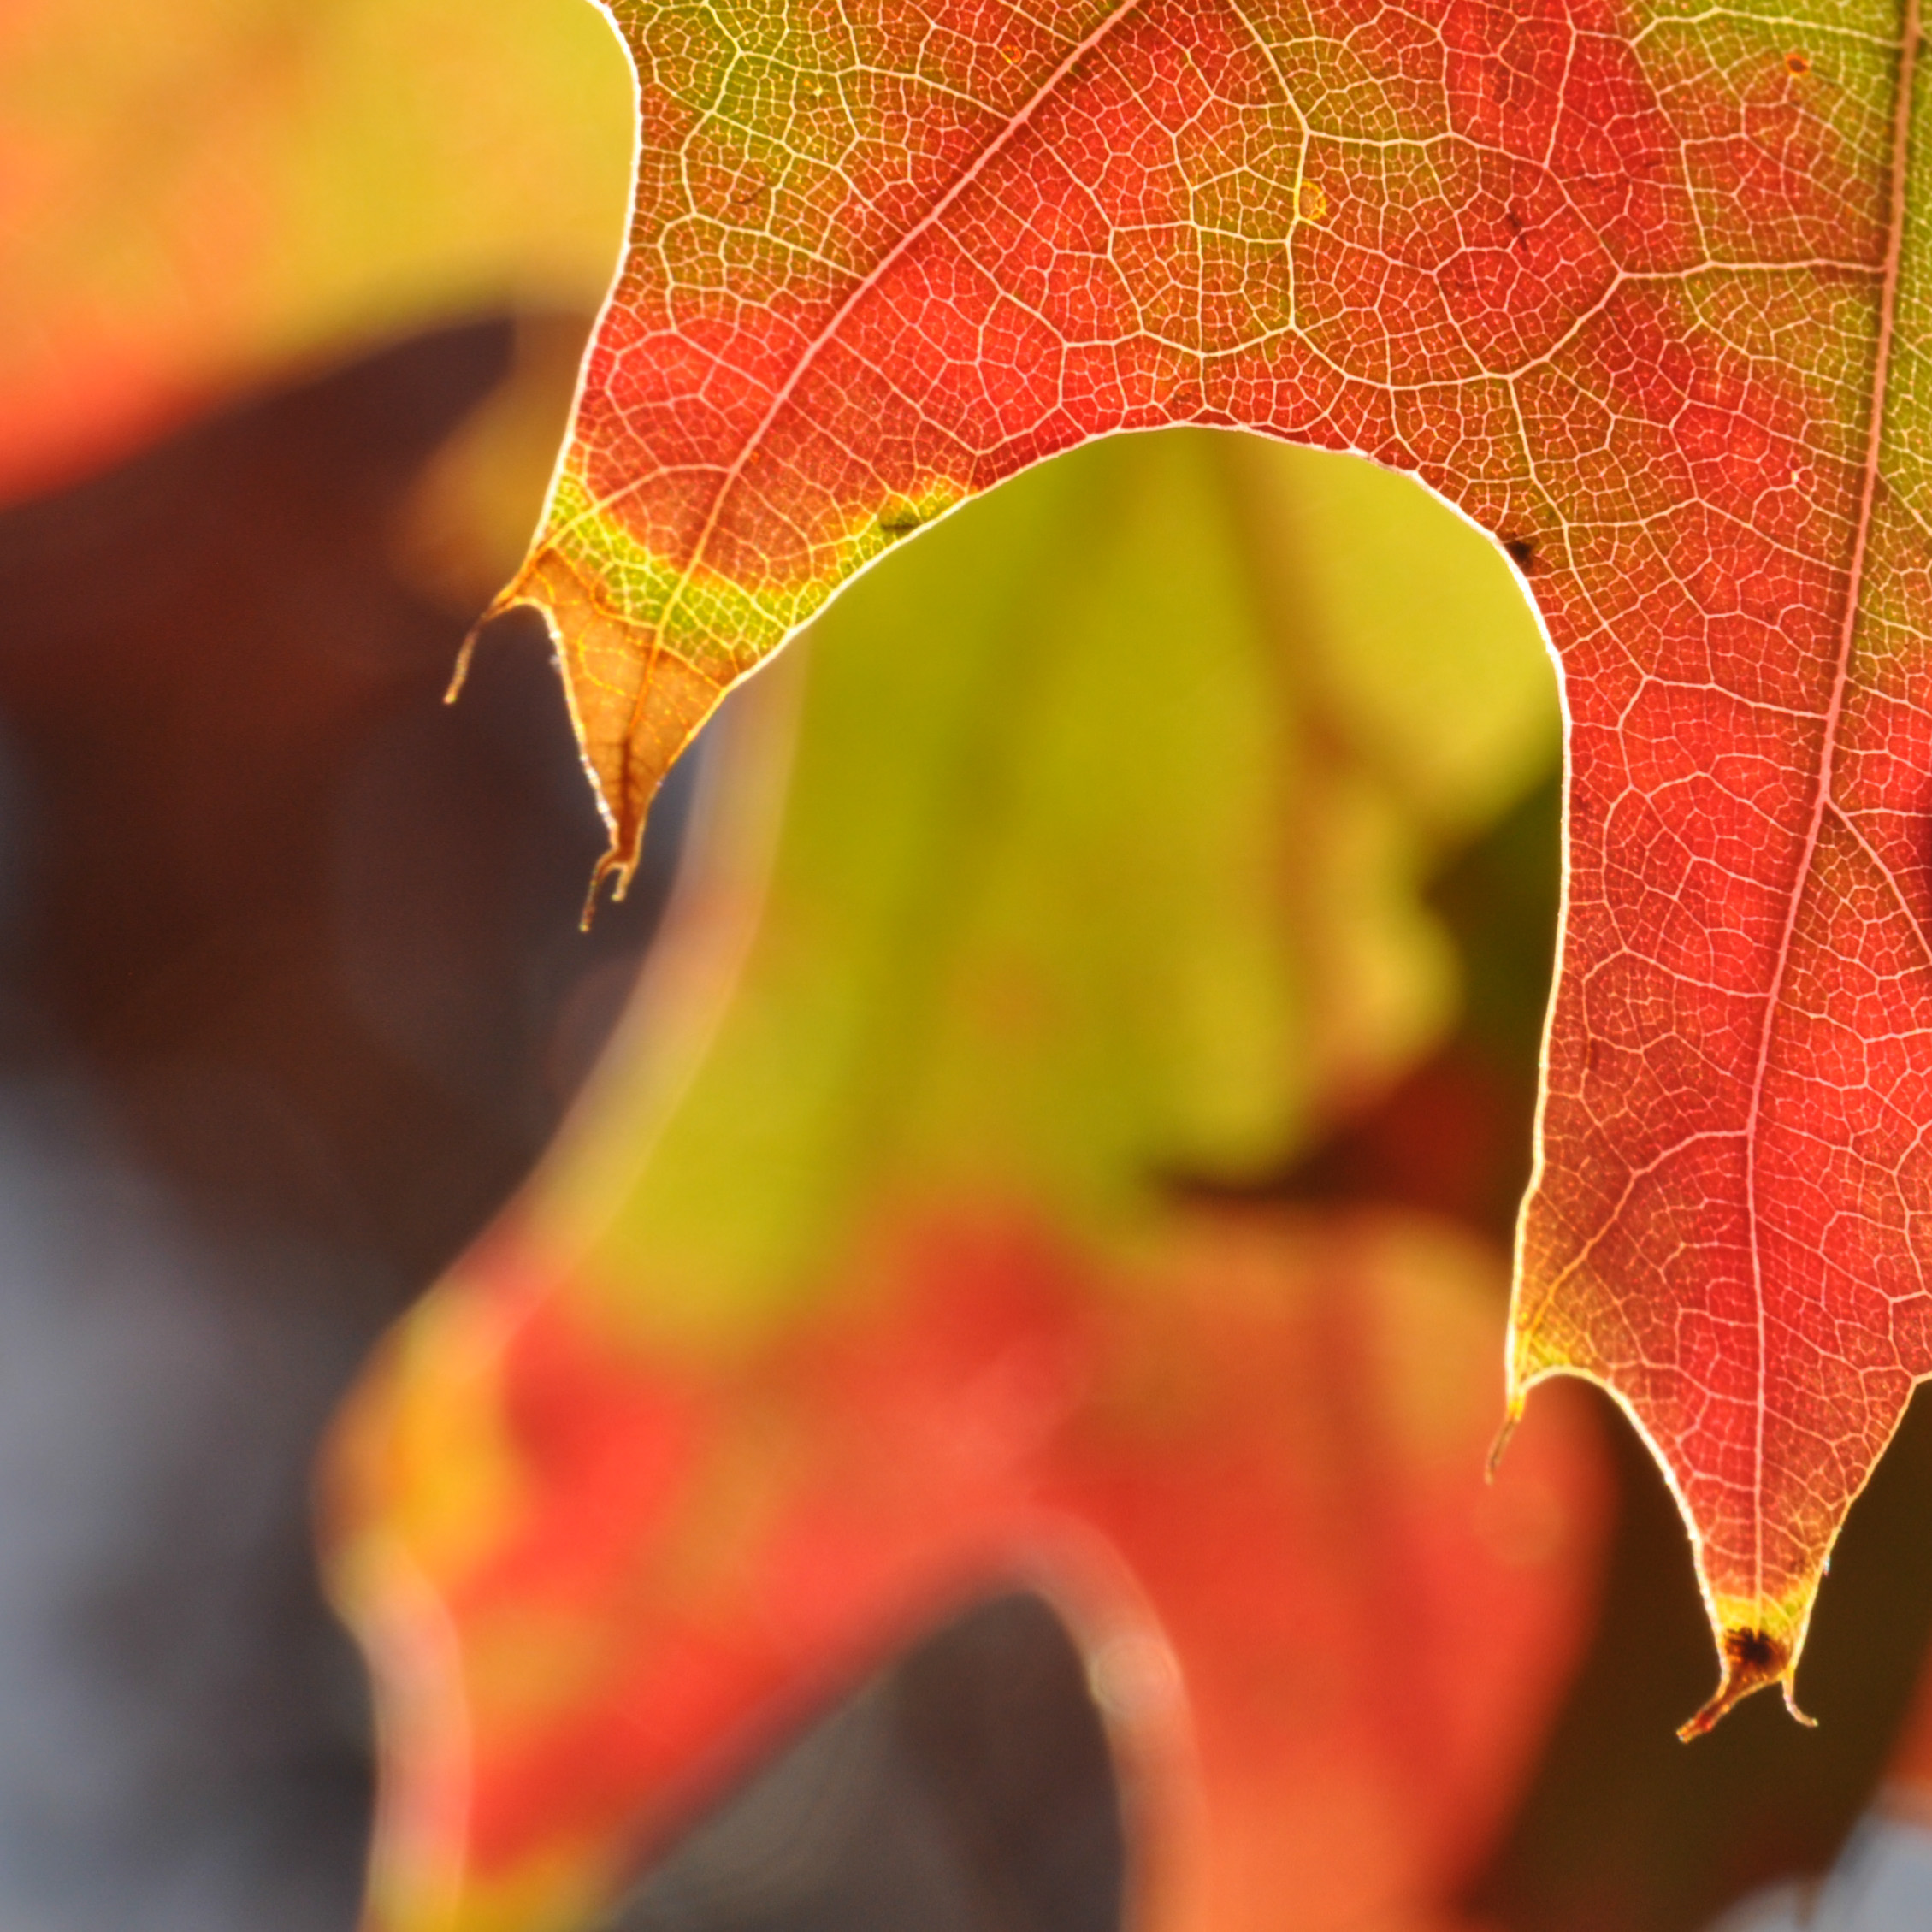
[1503,535,1538,571]
[1504,206,1527,250]
[1785,49,1811,75]
[1723,1626,1785,1675]
[877,507,924,535]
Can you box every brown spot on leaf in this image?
[1677,1623,1797,1739]
[1724,1626,1784,1674]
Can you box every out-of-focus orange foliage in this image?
[337,1209,1603,1932]
[0,0,629,504]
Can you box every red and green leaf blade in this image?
[497,0,1932,1723]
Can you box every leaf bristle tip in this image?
[1678,1626,1795,1740]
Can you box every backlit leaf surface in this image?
[332,434,1606,1930]
[499,0,1932,1725]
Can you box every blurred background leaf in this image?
[555,432,1561,1327]
[328,428,1611,1932]
[0,0,630,505]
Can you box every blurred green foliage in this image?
[552,427,1558,1343]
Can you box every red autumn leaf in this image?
[494,0,1932,1726]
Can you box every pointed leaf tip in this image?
[445,628,479,705]
[1486,1398,1523,1482]
[1677,1625,1811,1741]
[580,844,635,930]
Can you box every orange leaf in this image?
[494,0,1932,1725]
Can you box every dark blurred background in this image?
[0,317,684,1929]
[0,320,1929,1932]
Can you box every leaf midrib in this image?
[1737,0,1923,1623]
